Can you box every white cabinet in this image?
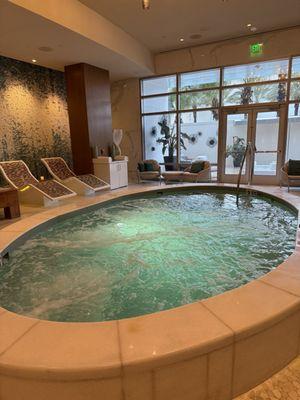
[93,157,128,190]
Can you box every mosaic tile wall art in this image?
[0,55,71,186]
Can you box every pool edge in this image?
[0,183,300,400]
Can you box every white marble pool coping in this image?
[0,183,300,400]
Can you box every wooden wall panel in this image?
[65,63,112,174]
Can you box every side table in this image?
[0,187,20,219]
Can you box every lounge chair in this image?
[137,159,162,183]
[281,160,300,192]
[162,161,211,183]
[42,157,110,195]
[0,160,76,206]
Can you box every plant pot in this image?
[233,155,243,168]
[164,156,176,171]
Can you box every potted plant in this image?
[226,136,246,168]
[156,116,195,171]
[295,97,300,116]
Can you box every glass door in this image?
[219,105,286,184]
[251,107,285,185]
[219,109,252,184]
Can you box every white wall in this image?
[286,117,300,160]
[155,27,300,75]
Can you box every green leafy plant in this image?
[294,96,300,116]
[226,136,246,168]
[291,81,300,115]
[156,116,195,159]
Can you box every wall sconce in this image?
[142,0,150,10]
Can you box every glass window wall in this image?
[286,104,300,161]
[180,69,220,91]
[141,75,176,96]
[223,59,289,86]
[140,56,300,174]
[222,83,287,106]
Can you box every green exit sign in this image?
[250,43,263,57]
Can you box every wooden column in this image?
[65,63,112,174]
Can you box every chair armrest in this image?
[281,167,289,178]
[197,167,210,176]
[280,167,290,188]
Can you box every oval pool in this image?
[0,190,297,322]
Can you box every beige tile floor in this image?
[1,183,300,399]
[0,204,39,228]
[235,357,300,400]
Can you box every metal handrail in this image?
[236,142,256,205]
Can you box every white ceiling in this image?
[80,0,300,52]
[1,0,300,81]
[0,1,153,81]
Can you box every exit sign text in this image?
[250,43,263,57]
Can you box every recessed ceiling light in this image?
[142,0,150,9]
[179,38,185,42]
[32,59,37,63]
[246,23,252,28]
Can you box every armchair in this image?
[137,159,161,183]
[281,160,300,192]
[162,161,211,183]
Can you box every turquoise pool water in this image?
[0,191,297,322]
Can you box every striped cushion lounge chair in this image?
[0,160,76,206]
[42,157,110,195]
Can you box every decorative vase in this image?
[112,129,123,157]
[233,154,243,168]
[164,155,175,171]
